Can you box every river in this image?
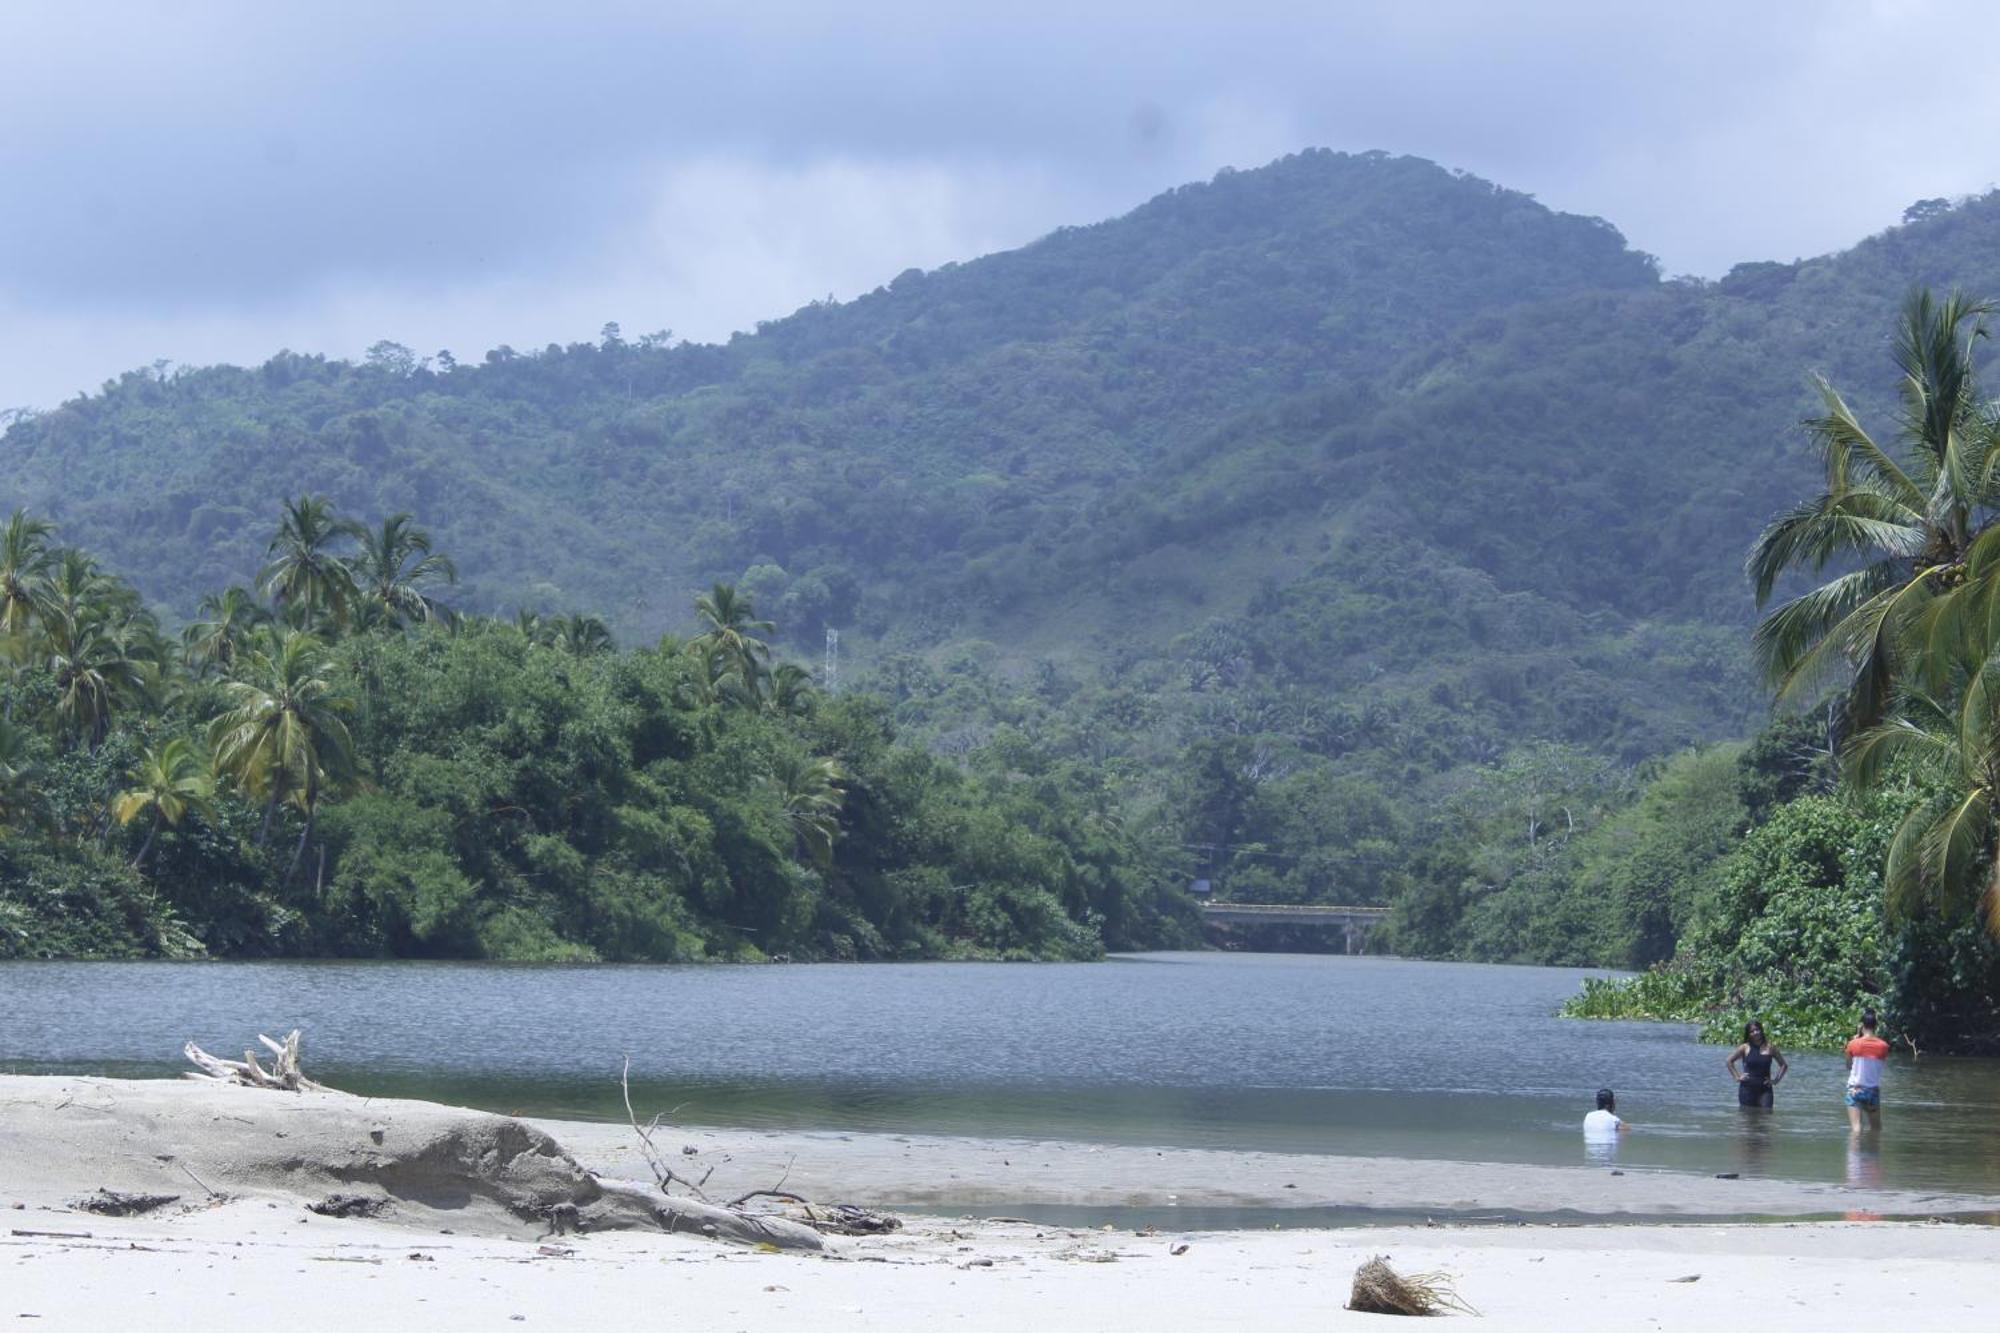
[4,951,1995,1195]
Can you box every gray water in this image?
[4,951,1995,1196]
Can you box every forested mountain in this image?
[12,148,2000,964]
[6,151,1661,642]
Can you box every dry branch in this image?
[183,1029,323,1091]
[615,1058,871,1248]
[619,1056,709,1201]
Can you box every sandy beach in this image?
[4,1073,1995,1329]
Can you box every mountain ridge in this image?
[9,148,2000,822]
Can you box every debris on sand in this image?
[72,1189,180,1217]
[308,1193,390,1219]
[1346,1255,1476,1316]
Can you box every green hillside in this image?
[3,151,1656,635]
[12,148,2000,963]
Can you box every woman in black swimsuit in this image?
[1725,1020,1788,1109]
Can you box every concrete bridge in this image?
[1198,901,1390,954]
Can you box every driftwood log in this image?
[169,1039,826,1250]
[183,1030,323,1091]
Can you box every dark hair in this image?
[1595,1088,1615,1111]
[1743,1020,1765,1044]
[1860,1009,1879,1031]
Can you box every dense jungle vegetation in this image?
[0,501,1194,961]
[12,150,2000,1045]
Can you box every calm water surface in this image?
[4,952,1995,1195]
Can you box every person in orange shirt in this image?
[1843,1009,1890,1132]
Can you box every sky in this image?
[1,0,1994,409]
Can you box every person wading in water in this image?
[1845,1010,1890,1133]
[1725,1020,1788,1109]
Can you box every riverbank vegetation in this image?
[1558,291,2000,1050]
[0,502,1196,961]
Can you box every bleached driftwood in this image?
[183,1029,324,1092]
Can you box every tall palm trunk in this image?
[289,807,314,881]
[288,772,320,882]
[132,809,162,871]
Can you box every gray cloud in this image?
[3,1,1996,406]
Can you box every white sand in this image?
[2,1074,1992,1329]
[540,1119,1998,1220]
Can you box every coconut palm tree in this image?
[258,496,360,633]
[763,752,845,868]
[182,586,270,677]
[39,609,151,750]
[689,583,772,691]
[40,548,123,632]
[347,513,456,626]
[1845,659,2000,934]
[111,737,215,870]
[763,662,817,717]
[549,612,614,657]
[0,508,54,638]
[209,629,356,867]
[1747,289,2000,730]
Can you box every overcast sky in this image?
[0,1,1992,409]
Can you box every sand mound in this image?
[0,1075,819,1249]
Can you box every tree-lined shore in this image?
[1567,291,2000,1049]
[0,500,1195,962]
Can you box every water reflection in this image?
[1845,1134,1883,1190]
[1735,1110,1773,1176]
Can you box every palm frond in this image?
[1806,373,1926,504]
[1884,797,1939,919]
[1746,490,1923,606]
[1843,710,1956,791]
[1756,568,1935,718]
[1923,786,1993,913]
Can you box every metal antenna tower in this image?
[823,627,839,694]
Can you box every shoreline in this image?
[534,1118,2000,1223]
[3,1074,1994,1328]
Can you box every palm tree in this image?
[258,496,360,633]
[111,737,215,869]
[0,508,54,638]
[549,613,614,657]
[348,513,456,626]
[1845,662,2000,934]
[1747,289,2000,729]
[0,510,56,722]
[40,548,121,632]
[684,638,752,707]
[689,583,772,691]
[40,609,151,749]
[763,752,845,868]
[209,629,356,868]
[182,586,270,677]
[764,662,817,717]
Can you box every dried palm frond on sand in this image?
[1347,1256,1477,1316]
